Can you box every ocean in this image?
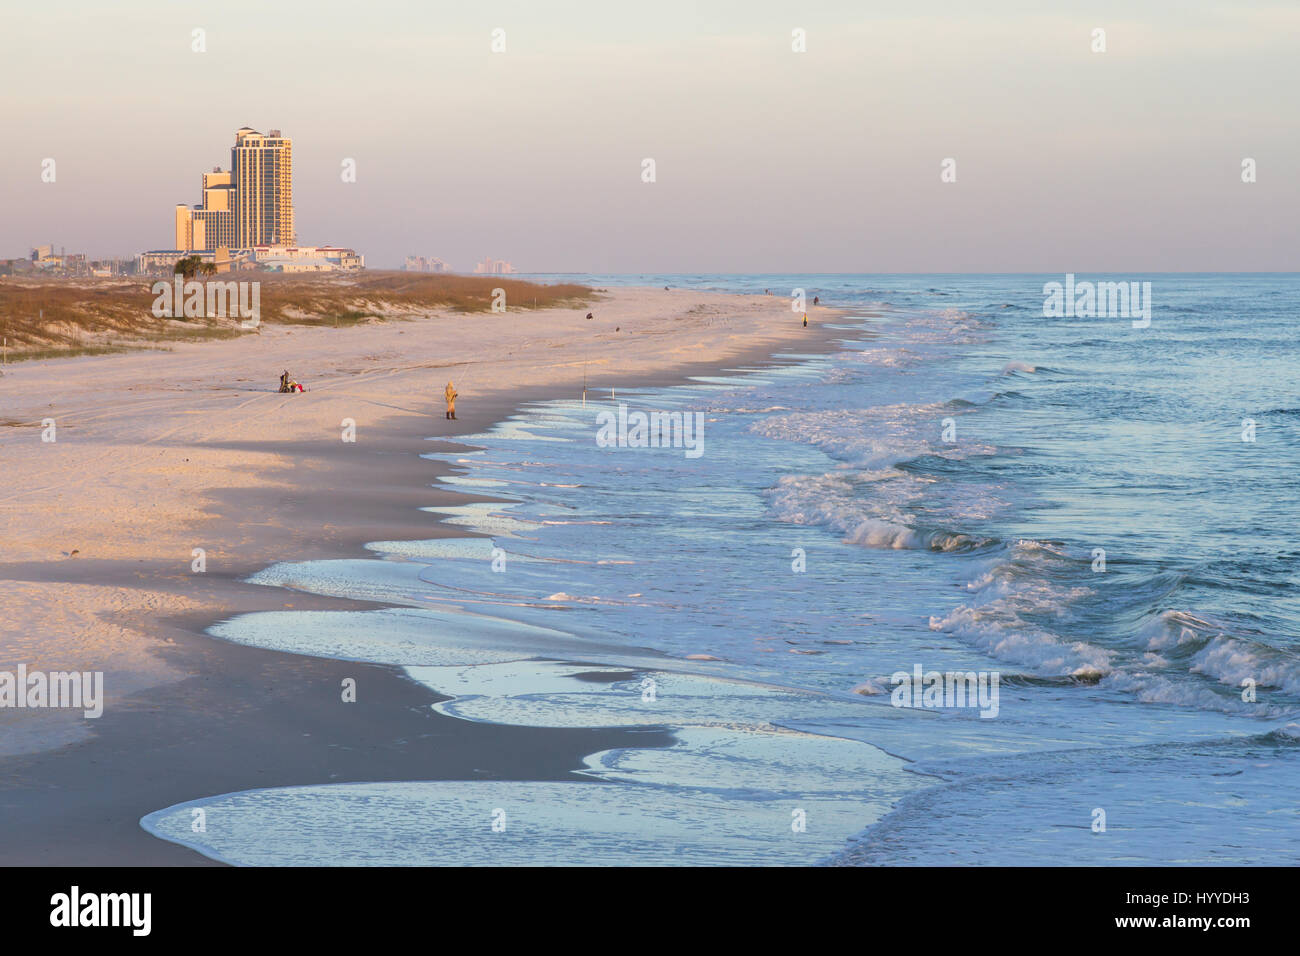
[143,274,1300,865]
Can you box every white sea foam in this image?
[751,402,991,469]
[1131,609,1300,698]
[850,677,890,696]
[582,725,905,799]
[419,502,540,537]
[843,520,981,552]
[407,660,859,730]
[1191,637,1300,697]
[929,605,1112,678]
[210,608,581,667]
[1137,610,1216,650]
[435,475,512,489]
[896,309,990,345]
[833,347,922,370]
[751,398,1002,557]
[1098,669,1295,717]
[365,537,499,561]
[140,770,913,866]
[763,459,1003,555]
[927,541,1110,676]
[246,558,435,606]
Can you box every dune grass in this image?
[256,271,591,324]
[0,271,592,359]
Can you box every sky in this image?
[2,0,1297,272]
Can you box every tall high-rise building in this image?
[172,128,297,253]
[231,127,294,247]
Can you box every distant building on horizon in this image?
[22,245,90,275]
[403,255,452,273]
[473,257,515,275]
[174,127,295,253]
[2,244,135,277]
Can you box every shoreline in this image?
[0,287,851,865]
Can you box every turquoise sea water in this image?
[144,274,1300,865]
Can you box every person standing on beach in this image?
[444,381,458,420]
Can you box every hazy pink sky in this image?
[2,0,1297,271]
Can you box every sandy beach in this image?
[4,0,1293,925]
[0,286,841,864]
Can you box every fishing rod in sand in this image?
[581,363,616,406]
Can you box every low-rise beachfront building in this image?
[137,247,251,275]
[138,245,364,275]
[0,258,34,275]
[140,249,213,274]
[250,245,364,272]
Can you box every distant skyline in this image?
[2,0,1298,271]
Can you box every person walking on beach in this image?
[444,380,458,420]
[802,313,808,328]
